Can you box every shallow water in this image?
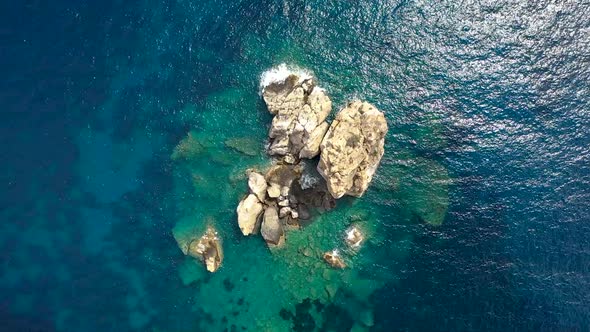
[2,0,590,331]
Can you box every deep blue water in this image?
[1,0,590,331]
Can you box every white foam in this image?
[259,63,313,92]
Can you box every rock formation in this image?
[233,66,387,257]
[177,66,390,274]
[187,226,223,272]
[318,101,388,199]
[262,70,332,161]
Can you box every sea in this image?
[1,0,589,331]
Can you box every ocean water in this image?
[2,0,590,331]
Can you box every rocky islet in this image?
[178,64,388,273]
[234,65,388,267]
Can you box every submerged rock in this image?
[261,205,284,246]
[400,157,450,226]
[224,137,259,156]
[359,309,375,327]
[187,226,223,273]
[262,68,332,160]
[318,101,388,199]
[237,194,264,235]
[171,131,205,161]
[323,250,347,269]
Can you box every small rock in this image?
[323,250,346,269]
[280,186,290,197]
[267,182,281,198]
[322,195,336,211]
[283,154,296,164]
[290,210,299,219]
[285,215,300,228]
[264,164,299,188]
[301,247,313,257]
[300,122,329,159]
[279,207,292,218]
[345,225,364,248]
[187,226,223,273]
[278,199,290,207]
[310,288,318,298]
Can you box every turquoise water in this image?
[2,0,590,331]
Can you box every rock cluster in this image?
[236,66,387,263]
[262,71,332,162]
[236,164,310,247]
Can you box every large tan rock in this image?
[261,205,284,246]
[187,226,223,273]
[261,67,332,159]
[236,194,264,235]
[247,171,267,202]
[318,101,388,199]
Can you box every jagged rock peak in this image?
[260,64,332,160]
